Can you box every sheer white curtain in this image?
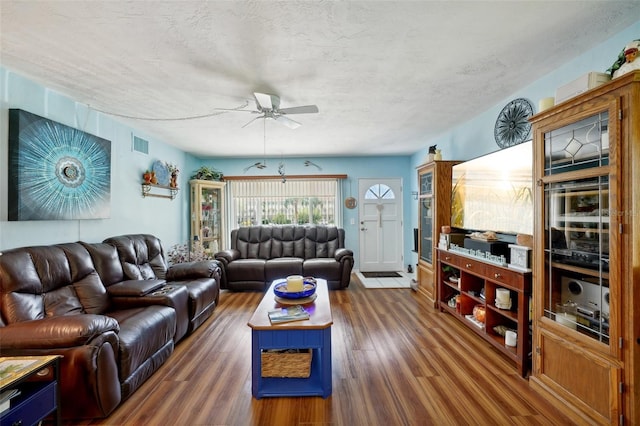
[227,179,342,231]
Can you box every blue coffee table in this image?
[247,279,332,398]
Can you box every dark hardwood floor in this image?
[78,277,574,426]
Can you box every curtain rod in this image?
[223,174,348,181]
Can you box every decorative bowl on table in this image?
[274,277,317,299]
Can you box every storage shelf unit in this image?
[437,249,531,377]
[190,179,226,254]
[529,70,640,425]
[416,161,459,306]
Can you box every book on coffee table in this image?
[268,305,310,324]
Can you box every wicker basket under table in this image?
[261,349,312,378]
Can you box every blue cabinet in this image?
[0,356,61,426]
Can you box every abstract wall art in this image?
[8,109,111,220]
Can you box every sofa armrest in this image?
[334,248,354,262]
[166,260,220,280]
[214,249,240,265]
[0,322,122,419]
[0,314,120,350]
[106,279,165,297]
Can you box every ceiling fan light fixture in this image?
[240,92,318,129]
[304,160,322,170]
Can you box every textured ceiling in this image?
[1,1,638,158]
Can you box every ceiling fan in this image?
[240,92,319,129]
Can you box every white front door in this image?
[358,178,403,272]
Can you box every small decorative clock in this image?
[344,197,357,209]
[494,98,534,148]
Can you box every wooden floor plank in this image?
[76,277,573,426]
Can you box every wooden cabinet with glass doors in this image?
[416,161,459,306]
[190,179,226,255]
[529,71,639,425]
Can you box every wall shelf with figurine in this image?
[141,183,179,200]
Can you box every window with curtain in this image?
[227,178,342,230]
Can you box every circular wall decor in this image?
[344,196,357,209]
[494,98,534,148]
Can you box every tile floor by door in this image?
[353,270,416,288]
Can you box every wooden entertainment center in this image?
[528,71,640,425]
[436,249,532,377]
[419,71,639,424]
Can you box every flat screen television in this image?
[451,141,533,237]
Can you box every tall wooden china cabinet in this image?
[416,161,458,306]
[189,180,226,255]
[529,71,639,425]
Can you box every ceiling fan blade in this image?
[274,115,301,129]
[210,107,254,113]
[241,115,263,128]
[279,105,319,115]
[254,92,279,111]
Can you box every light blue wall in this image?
[0,69,191,250]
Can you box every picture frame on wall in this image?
[7,109,112,220]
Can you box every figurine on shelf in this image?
[608,39,640,79]
[427,144,437,162]
[166,162,179,188]
[143,170,152,184]
[150,171,158,184]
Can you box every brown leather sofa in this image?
[214,225,354,290]
[102,234,220,336]
[0,234,220,420]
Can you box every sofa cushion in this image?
[303,258,342,281]
[227,258,266,282]
[73,271,111,314]
[44,285,84,317]
[269,226,306,258]
[304,226,342,259]
[265,258,303,282]
[103,234,168,280]
[234,227,273,259]
[58,243,97,283]
[82,242,125,286]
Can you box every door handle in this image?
[360,227,367,231]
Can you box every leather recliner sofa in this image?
[214,225,354,290]
[0,234,220,420]
[102,234,220,336]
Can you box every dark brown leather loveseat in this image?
[214,225,354,290]
[0,234,220,420]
